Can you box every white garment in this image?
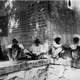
[41,40,49,53]
[30,41,49,56]
[52,41,62,48]
[30,44,42,55]
[24,49,29,53]
[52,41,62,57]
[7,43,24,49]
[54,47,62,57]
[70,44,77,50]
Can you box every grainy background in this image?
[0,0,80,53]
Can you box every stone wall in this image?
[1,1,48,49]
[0,0,80,49]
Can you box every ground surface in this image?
[3,58,80,80]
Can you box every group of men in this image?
[52,36,80,67]
[7,38,49,61]
[0,36,79,67]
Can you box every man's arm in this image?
[7,48,13,61]
[19,44,24,49]
[6,44,13,61]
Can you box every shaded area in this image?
[48,1,77,34]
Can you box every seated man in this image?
[29,38,48,60]
[52,37,71,59]
[7,38,24,61]
[70,37,80,67]
[52,37,63,59]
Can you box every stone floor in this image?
[5,58,80,80]
[6,65,80,80]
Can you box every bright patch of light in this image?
[36,22,39,30]
[5,0,19,33]
[8,15,19,33]
[67,0,80,11]
[9,28,13,33]
[5,0,15,9]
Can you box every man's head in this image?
[54,37,61,44]
[34,38,41,46]
[73,37,79,44]
[12,38,18,45]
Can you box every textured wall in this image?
[0,0,80,49]
[0,1,48,49]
